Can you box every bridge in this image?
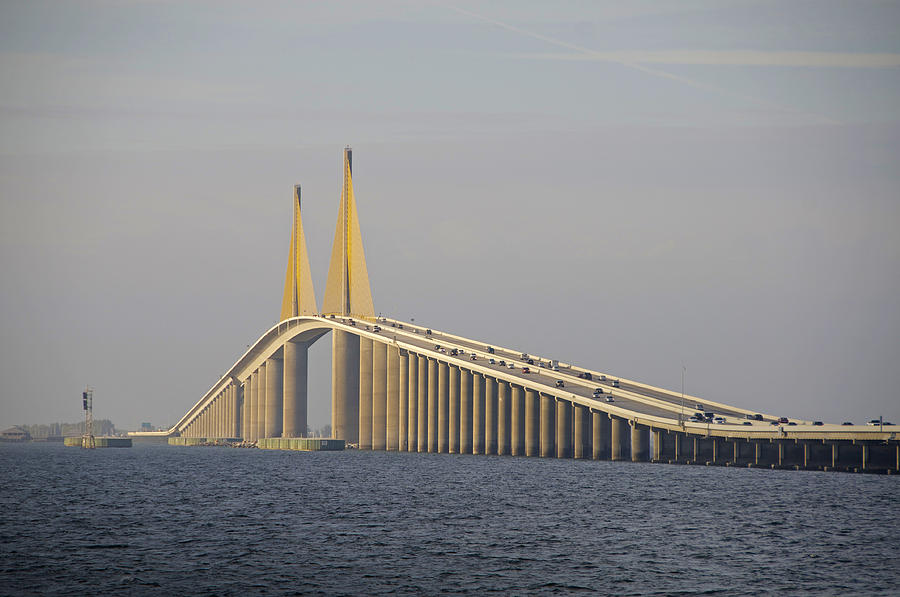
[140,148,899,474]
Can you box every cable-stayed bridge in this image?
[136,148,899,474]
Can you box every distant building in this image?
[141,422,153,432]
[1,426,32,442]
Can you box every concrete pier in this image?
[249,369,259,441]
[573,404,587,459]
[610,416,629,461]
[257,362,267,440]
[592,410,610,460]
[484,377,497,455]
[540,393,555,458]
[525,389,539,457]
[437,361,449,453]
[417,355,428,452]
[511,385,525,456]
[358,337,373,450]
[331,330,360,444]
[406,352,416,452]
[283,341,307,438]
[394,349,406,451]
[631,423,650,462]
[497,381,510,456]
[556,399,571,459]
[427,358,438,452]
[460,369,473,454]
[372,340,387,451]
[448,365,460,454]
[472,374,485,455]
[265,356,284,438]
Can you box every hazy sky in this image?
[1,1,899,431]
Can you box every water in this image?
[1,443,898,596]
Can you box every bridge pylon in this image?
[280,184,318,320]
[322,147,375,444]
[322,146,375,319]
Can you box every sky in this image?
[1,0,899,431]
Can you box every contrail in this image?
[443,3,841,125]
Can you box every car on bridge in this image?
[611,380,620,388]
[578,372,593,380]
[498,360,506,367]
[522,367,530,373]
[555,380,565,388]
[714,417,726,424]
[486,346,495,354]
[592,388,603,397]
[605,396,614,403]
[470,354,477,361]
[506,362,516,369]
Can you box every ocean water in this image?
[1,442,898,596]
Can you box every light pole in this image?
[680,365,686,426]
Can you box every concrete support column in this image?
[556,399,572,459]
[448,365,460,454]
[861,444,868,470]
[398,350,408,451]
[372,341,387,451]
[652,429,663,461]
[241,381,248,439]
[427,358,438,452]
[510,385,525,456]
[460,369,473,454]
[406,353,417,452]
[255,365,266,441]
[226,390,232,437]
[385,344,400,451]
[283,341,308,438]
[248,375,256,440]
[331,330,360,444]
[358,337,374,449]
[631,423,650,462]
[497,381,510,456]
[525,389,540,457]
[592,411,610,460]
[472,374,485,455]
[437,361,449,453]
[484,377,497,455]
[265,357,284,439]
[234,383,243,438]
[540,393,555,458]
[573,405,587,459]
[610,415,629,461]
[417,355,428,452]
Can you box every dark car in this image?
[813,421,824,426]
[527,359,534,365]
[746,413,763,421]
[841,421,854,425]
[555,380,565,388]
[426,329,432,335]
[522,367,530,374]
[449,349,458,356]
[498,360,506,367]
[487,346,495,354]
[742,421,752,426]
[778,417,789,424]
